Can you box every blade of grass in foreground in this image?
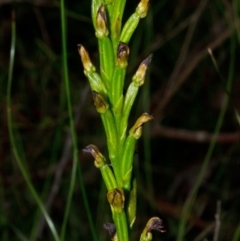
[59,1,98,241]
[6,10,60,241]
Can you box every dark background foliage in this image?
[1,0,240,240]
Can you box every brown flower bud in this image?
[140,217,165,241]
[107,188,125,213]
[129,113,153,139]
[96,4,109,38]
[92,91,109,114]
[132,54,152,86]
[82,144,106,168]
[116,42,130,68]
[78,44,95,73]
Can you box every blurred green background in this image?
[1,0,240,241]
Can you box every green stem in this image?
[59,2,97,241]
[112,211,129,241]
[77,165,98,241]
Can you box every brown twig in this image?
[139,186,208,230]
[151,125,240,143]
[151,26,234,121]
[163,0,208,106]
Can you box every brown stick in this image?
[151,125,240,143]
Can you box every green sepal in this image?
[121,134,136,189]
[140,217,165,241]
[127,179,137,228]
[111,67,126,107]
[98,37,114,86]
[113,94,124,116]
[113,95,124,133]
[86,70,108,96]
[121,167,133,191]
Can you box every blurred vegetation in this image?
[1,0,240,241]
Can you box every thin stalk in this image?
[10,225,29,241]
[6,10,60,241]
[77,165,98,241]
[30,81,66,241]
[59,2,98,241]
[176,36,236,241]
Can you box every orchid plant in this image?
[79,1,165,241]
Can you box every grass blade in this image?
[6,10,60,241]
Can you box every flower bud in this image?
[82,144,106,168]
[96,4,109,38]
[136,0,150,18]
[129,113,153,139]
[103,222,117,241]
[92,91,109,114]
[78,44,95,73]
[132,54,152,86]
[107,188,125,213]
[140,217,165,241]
[116,42,130,68]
